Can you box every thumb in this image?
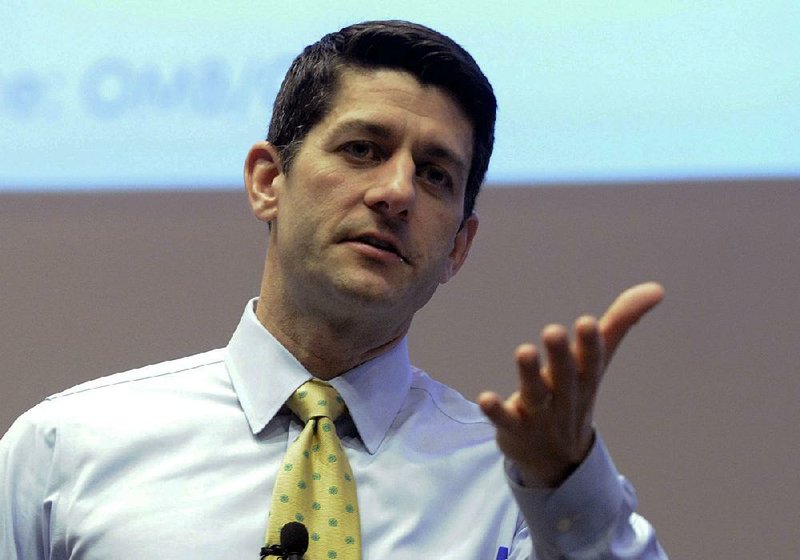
[599,282,664,364]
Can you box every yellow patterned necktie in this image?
[266,379,361,559]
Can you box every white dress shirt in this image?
[1,300,666,559]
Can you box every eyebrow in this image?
[328,118,470,175]
[329,119,394,141]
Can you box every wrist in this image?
[516,432,596,488]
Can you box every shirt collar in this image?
[225,299,411,454]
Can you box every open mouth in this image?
[351,234,408,264]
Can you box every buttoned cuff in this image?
[505,432,625,555]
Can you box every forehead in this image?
[315,68,473,162]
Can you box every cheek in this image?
[307,160,348,188]
[421,221,458,264]
[281,168,340,216]
[431,208,464,247]
[427,211,470,282]
[302,169,360,214]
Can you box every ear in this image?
[440,212,479,284]
[244,141,284,223]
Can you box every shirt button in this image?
[556,518,572,533]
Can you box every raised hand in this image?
[478,282,664,487]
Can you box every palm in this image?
[478,282,664,487]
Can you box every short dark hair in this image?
[267,20,496,219]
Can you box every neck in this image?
[256,298,408,379]
[255,264,411,379]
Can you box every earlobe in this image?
[244,141,283,223]
[440,212,479,284]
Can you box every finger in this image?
[542,324,577,411]
[478,391,518,431]
[574,315,604,387]
[599,282,664,364]
[515,343,549,409]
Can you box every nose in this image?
[363,153,416,219]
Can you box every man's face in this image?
[257,68,478,325]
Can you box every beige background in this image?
[2,179,798,558]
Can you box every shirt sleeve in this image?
[0,403,58,560]
[505,432,668,559]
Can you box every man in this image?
[1,21,667,559]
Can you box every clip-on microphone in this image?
[260,521,309,560]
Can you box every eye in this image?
[418,164,453,192]
[341,140,380,162]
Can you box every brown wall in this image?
[2,180,798,557]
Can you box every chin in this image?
[325,266,438,314]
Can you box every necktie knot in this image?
[288,379,346,423]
